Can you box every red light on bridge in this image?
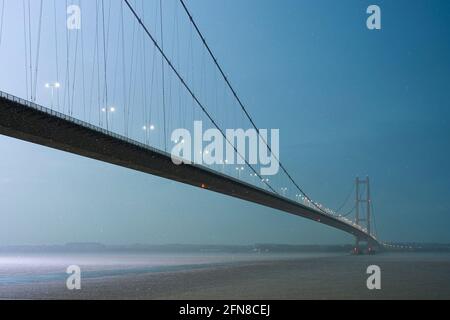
[201,183,206,189]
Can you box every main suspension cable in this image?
[122,0,277,194]
[178,0,327,214]
[335,184,355,214]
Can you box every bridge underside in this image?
[0,94,378,245]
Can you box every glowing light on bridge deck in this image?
[142,124,156,131]
[101,107,116,113]
[44,82,61,108]
[45,82,61,89]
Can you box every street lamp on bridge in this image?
[101,106,116,130]
[235,166,244,179]
[142,124,156,145]
[142,124,155,131]
[44,82,60,109]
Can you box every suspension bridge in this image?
[0,0,381,253]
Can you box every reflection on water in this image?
[0,252,341,285]
[2,252,450,299]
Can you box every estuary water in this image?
[1,252,450,299]
[0,252,337,285]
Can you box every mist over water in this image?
[0,251,339,285]
[1,251,450,299]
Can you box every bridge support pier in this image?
[352,238,377,255]
[352,176,374,255]
[353,238,362,255]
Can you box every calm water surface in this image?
[0,252,341,285]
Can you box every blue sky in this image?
[0,0,449,245]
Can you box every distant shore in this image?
[2,242,450,254]
[2,253,450,300]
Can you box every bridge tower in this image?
[353,176,372,254]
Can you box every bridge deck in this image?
[0,91,378,245]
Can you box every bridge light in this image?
[102,107,116,113]
[235,167,244,178]
[143,125,156,131]
[45,82,61,109]
[45,82,60,89]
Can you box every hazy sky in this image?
[0,0,449,246]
